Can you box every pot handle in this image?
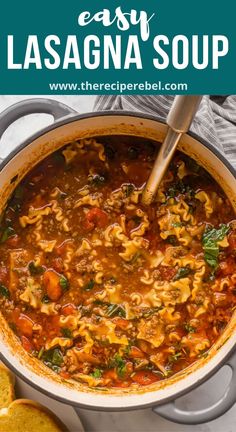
[153,350,236,425]
[0,98,76,139]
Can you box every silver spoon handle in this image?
[142,95,202,205]
[167,95,202,133]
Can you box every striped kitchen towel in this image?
[94,95,236,169]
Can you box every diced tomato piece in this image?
[21,335,33,352]
[61,303,77,315]
[113,317,130,330]
[17,314,34,337]
[103,369,118,381]
[6,235,20,248]
[129,346,145,359]
[60,371,70,379]
[84,208,108,231]
[0,266,7,283]
[12,307,20,322]
[43,269,63,301]
[51,257,64,273]
[83,219,94,231]
[132,370,160,386]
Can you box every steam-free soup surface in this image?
[0,137,235,389]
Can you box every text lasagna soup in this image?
[0,137,236,388]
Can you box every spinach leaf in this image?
[0,226,15,243]
[106,304,126,318]
[110,354,126,378]
[59,276,69,292]
[105,145,116,160]
[91,368,102,379]
[131,215,142,225]
[202,224,230,269]
[174,267,192,281]
[172,221,184,228]
[166,180,194,199]
[130,251,142,264]
[184,323,196,333]
[37,347,45,359]
[0,284,10,299]
[108,276,117,284]
[123,184,135,197]
[93,300,126,318]
[14,186,24,200]
[61,327,72,338]
[166,235,178,245]
[50,348,64,366]
[83,279,95,291]
[168,352,183,363]
[127,146,139,160]
[28,261,44,276]
[141,306,162,318]
[42,348,64,372]
[41,295,51,303]
[89,174,107,187]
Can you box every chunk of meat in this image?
[218,257,236,277]
[43,269,63,301]
[0,266,7,283]
[9,249,28,291]
[154,266,176,281]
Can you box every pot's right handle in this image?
[153,350,236,425]
[0,98,76,139]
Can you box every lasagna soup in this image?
[0,137,235,389]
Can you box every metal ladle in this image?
[142,95,202,205]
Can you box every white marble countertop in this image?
[0,95,235,432]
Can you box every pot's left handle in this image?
[153,349,236,425]
[0,98,76,139]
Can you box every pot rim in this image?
[0,109,236,410]
[1,110,235,182]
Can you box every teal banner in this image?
[0,0,235,94]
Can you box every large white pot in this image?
[0,98,236,425]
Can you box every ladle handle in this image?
[167,95,202,133]
[142,95,202,205]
